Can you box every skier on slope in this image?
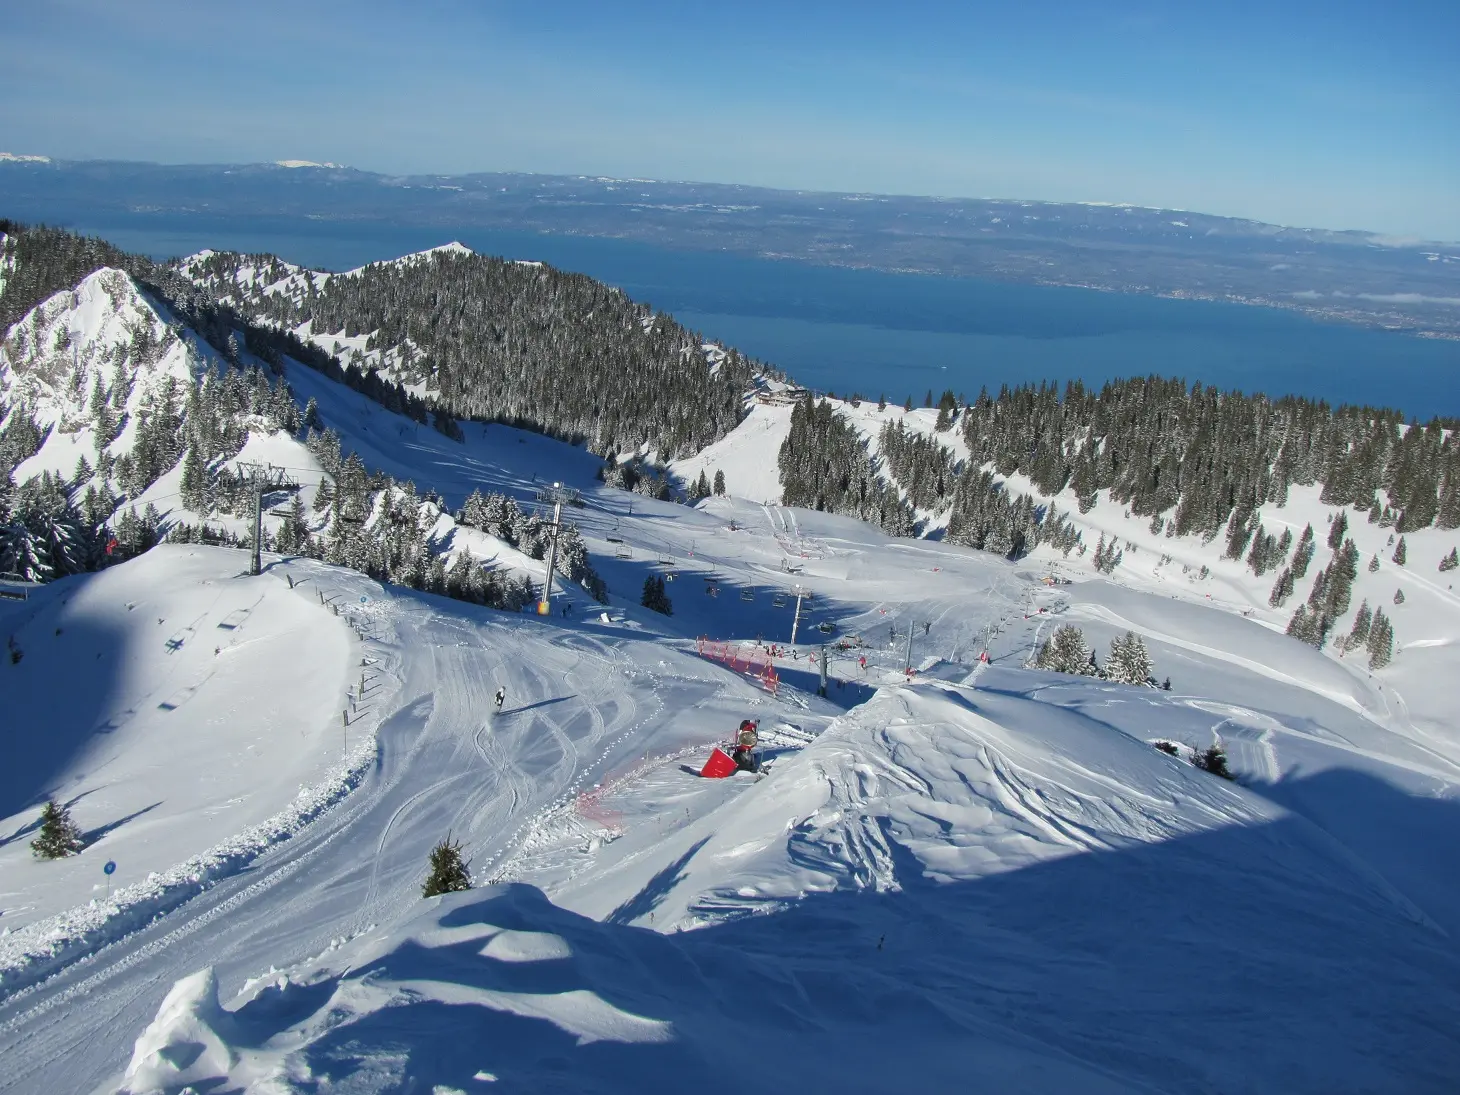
[731,719,761,774]
[494,687,505,714]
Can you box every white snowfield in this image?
[1,257,1459,1092]
[0,548,356,952]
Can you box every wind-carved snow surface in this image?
[112,676,1460,1094]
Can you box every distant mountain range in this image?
[1,156,1457,336]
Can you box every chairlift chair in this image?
[740,587,755,602]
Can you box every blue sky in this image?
[3,0,1457,239]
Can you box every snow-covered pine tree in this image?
[1034,624,1097,675]
[31,800,86,859]
[1393,587,1405,605]
[179,442,208,512]
[1224,509,1255,560]
[421,836,471,897]
[276,494,310,555]
[1392,536,1407,566]
[1268,566,1295,608]
[456,488,489,530]
[1286,605,1325,648]
[713,469,726,497]
[1291,524,1316,578]
[1342,600,1373,653]
[1441,548,1459,572]
[641,575,672,615]
[1328,510,1349,551]
[1193,744,1234,780]
[1367,608,1394,669]
[1105,630,1154,685]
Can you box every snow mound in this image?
[0,547,376,989]
[592,674,1288,929]
[116,884,1133,1095]
[117,677,1460,1094]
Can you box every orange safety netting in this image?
[696,637,780,696]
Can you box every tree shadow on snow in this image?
[82,801,163,849]
[0,787,104,850]
[606,836,712,926]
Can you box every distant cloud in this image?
[1358,292,1460,306]
[1291,289,1460,306]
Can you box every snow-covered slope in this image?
[113,677,1460,1094]
[0,547,369,963]
[669,400,793,506]
[3,268,202,484]
[3,243,1460,1094]
[671,389,1459,728]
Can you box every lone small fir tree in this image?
[31,800,86,859]
[1194,744,1234,780]
[422,836,472,897]
[641,575,673,615]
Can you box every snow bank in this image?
[115,679,1460,1094]
[578,676,1286,929]
[0,547,382,994]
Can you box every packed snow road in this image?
[0,557,762,1094]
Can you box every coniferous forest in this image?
[183,247,761,457]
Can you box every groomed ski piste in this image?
[2,252,1460,1092]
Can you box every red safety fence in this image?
[697,637,780,696]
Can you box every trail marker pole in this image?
[904,623,915,673]
[790,585,808,645]
[819,645,829,696]
[103,859,116,900]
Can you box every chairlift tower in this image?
[789,584,810,645]
[235,462,300,576]
[535,482,577,615]
[903,619,931,672]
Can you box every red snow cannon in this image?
[699,747,738,779]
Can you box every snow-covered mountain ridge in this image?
[177,242,762,459]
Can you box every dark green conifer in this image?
[31,801,86,859]
[422,836,471,897]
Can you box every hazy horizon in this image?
[4,0,1455,241]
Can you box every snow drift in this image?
[118,678,1460,1094]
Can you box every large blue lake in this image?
[54,214,1460,417]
